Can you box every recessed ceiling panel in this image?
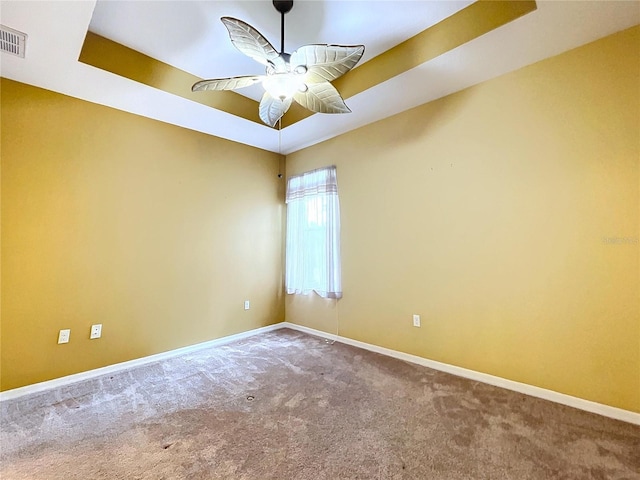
[88,0,474,101]
[2,0,638,154]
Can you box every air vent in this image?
[0,25,27,58]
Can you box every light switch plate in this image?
[58,329,71,344]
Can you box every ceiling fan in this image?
[192,0,365,128]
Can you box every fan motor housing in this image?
[273,1,293,15]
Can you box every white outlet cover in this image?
[58,329,71,344]
[90,324,102,339]
[244,300,250,310]
[413,314,421,327]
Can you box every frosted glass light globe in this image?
[263,72,307,100]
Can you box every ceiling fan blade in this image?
[192,75,264,92]
[291,45,365,83]
[293,82,351,114]
[259,92,292,127]
[221,17,285,71]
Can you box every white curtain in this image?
[285,166,342,299]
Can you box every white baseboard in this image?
[3,321,639,426]
[0,323,283,402]
[281,322,640,426]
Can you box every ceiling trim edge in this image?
[78,0,537,130]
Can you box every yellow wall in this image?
[2,26,639,413]
[1,79,284,390]
[285,26,640,412]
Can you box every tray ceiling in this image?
[1,1,638,154]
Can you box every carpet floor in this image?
[1,328,638,479]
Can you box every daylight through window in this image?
[285,166,342,299]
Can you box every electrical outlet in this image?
[244,300,250,310]
[412,314,421,327]
[58,329,71,344]
[90,324,102,339]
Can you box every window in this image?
[285,166,342,299]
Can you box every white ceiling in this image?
[1,1,639,154]
[88,0,474,102]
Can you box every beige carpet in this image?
[1,328,638,479]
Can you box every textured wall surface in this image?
[1,79,285,390]
[2,26,638,413]
[285,27,640,412]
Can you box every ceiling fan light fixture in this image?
[263,72,307,100]
[192,1,364,127]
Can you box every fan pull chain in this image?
[277,119,284,179]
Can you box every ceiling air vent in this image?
[0,25,27,58]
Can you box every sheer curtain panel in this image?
[285,166,342,299]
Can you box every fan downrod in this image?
[273,1,293,14]
[273,1,293,54]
